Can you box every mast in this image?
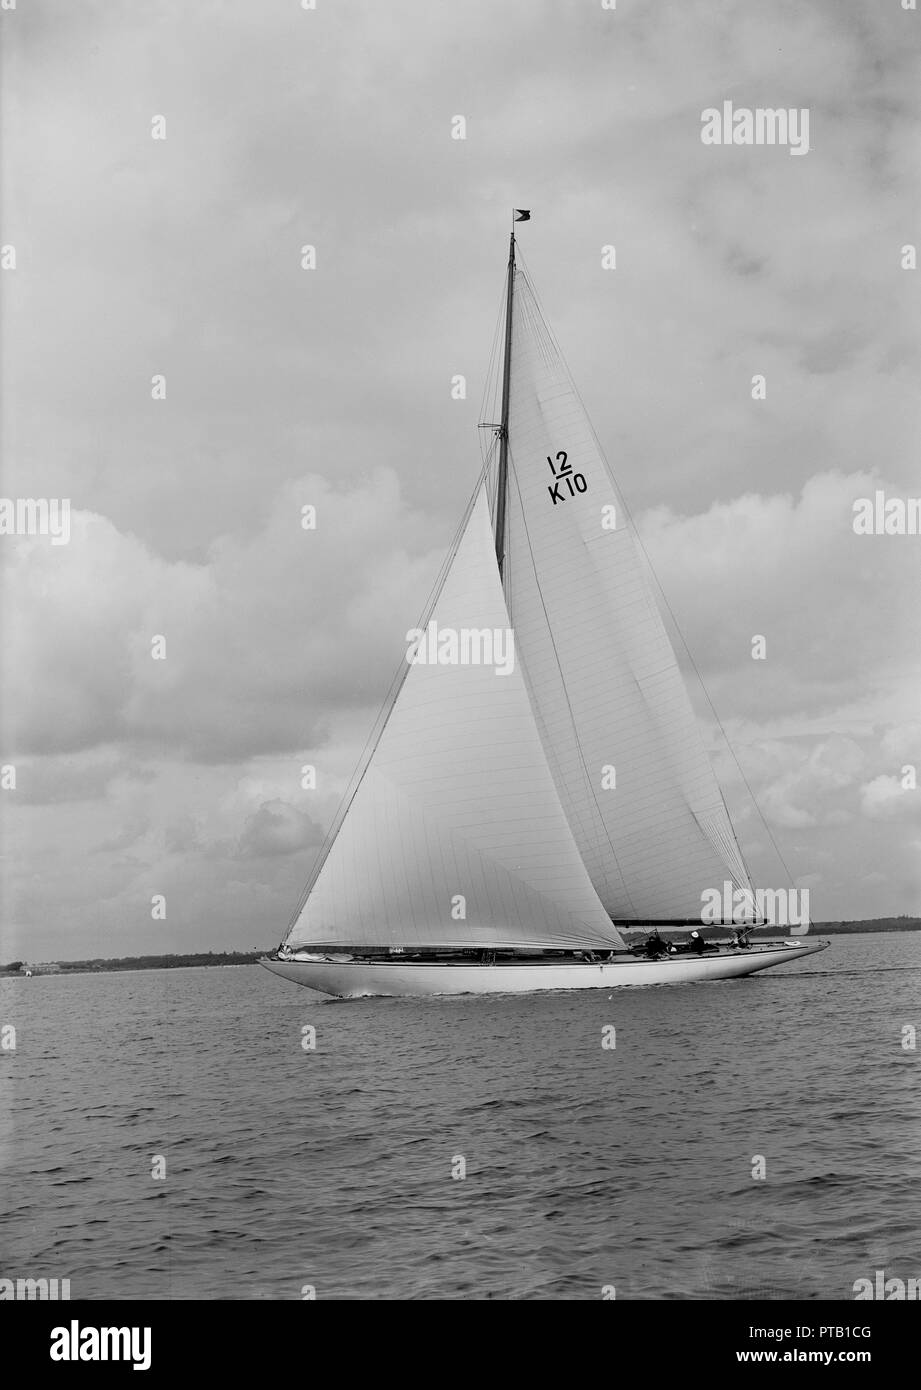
[494,230,515,578]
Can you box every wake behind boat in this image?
[261,216,828,999]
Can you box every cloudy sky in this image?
[2,0,919,961]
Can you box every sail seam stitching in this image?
[507,448,638,921]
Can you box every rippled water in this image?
[1,933,918,1300]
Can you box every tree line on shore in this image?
[1,918,919,975]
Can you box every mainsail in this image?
[501,259,754,920]
[286,487,626,952]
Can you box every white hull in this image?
[260,940,829,998]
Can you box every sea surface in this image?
[1,933,919,1300]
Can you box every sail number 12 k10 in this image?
[547,451,587,506]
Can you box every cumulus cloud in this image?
[3,471,442,762]
[11,750,128,805]
[860,775,921,824]
[880,724,921,766]
[640,471,920,721]
[239,799,325,858]
[732,734,865,830]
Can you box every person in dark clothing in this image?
[643,931,667,959]
[687,930,706,954]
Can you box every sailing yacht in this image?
[262,221,828,998]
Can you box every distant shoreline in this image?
[1,919,918,975]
